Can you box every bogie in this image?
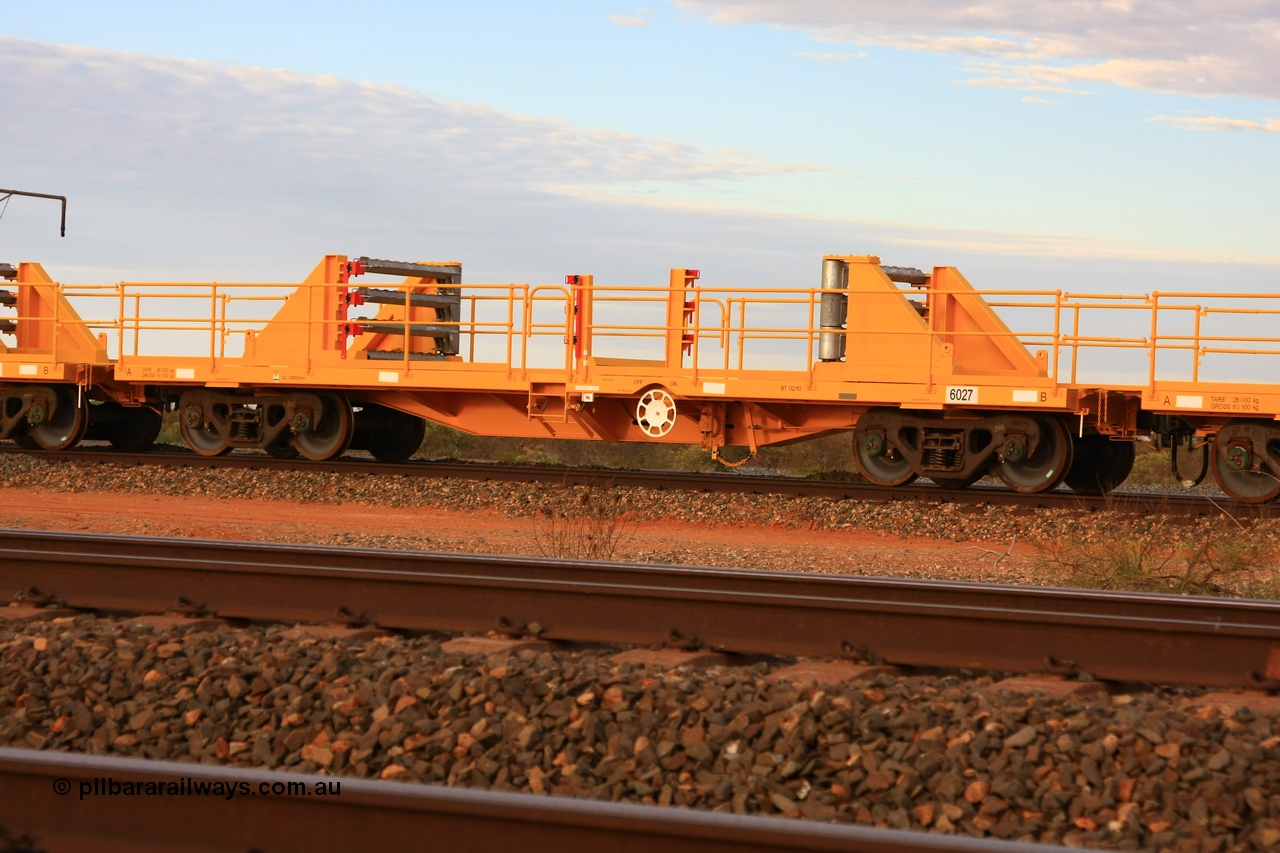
[175,390,354,461]
[352,405,426,463]
[83,402,163,453]
[854,409,1071,493]
[1210,420,1280,504]
[1063,434,1135,496]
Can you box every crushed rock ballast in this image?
[2,615,1278,850]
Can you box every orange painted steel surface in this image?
[3,252,1280,498]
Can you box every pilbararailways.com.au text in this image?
[64,776,341,801]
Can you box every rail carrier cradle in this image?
[2,252,1280,502]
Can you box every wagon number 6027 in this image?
[946,386,978,404]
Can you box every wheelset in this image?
[1211,420,1280,504]
[1063,434,1135,496]
[853,426,918,487]
[355,405,426,463]
[996,417,1072,494]
[930,470,987,490]
[28,385,88,451]
[105,405,162,452]
[291,394,354,461]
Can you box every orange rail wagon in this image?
[2,252,1280,502]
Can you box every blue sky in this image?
[1,1,1276,294]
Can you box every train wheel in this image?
[29,386,88,451]
[365,409,426,463]
[996,417,1072,494]
[1211,420,1280,504]
[180,405,232,456]
[292,394,353,461]
[1064,435,1135,496]
[931,470,986,490]
[106,406,162,453]
[265,440,300,459]
[854,428,918,487]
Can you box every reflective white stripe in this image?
[574,384,599,391]
[18,364,37,376]
[378,371,400,383]
[175,368,195,379]
[1176,395,1203,408]
[1012,389,1039,403]
[702,382,726,395]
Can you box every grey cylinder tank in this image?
[818,258,848,362]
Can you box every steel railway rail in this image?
[0,445,1266,518]
[0,748,1053,853]
[2,529,1278,689]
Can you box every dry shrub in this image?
[532,482,635,561]
[1032,515,1280,598]
[1125,443,1177,486]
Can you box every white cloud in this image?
[1149,115,1280,132]
[0,37,807,195]
[963,73,1092,96]
[1021,96,1051,105]
[674,0,1280,100]
[607,14,648,27]
[2,37,1273,290]
[792,50,866,61]
[551,185,1280,266]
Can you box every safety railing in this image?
[7,276,1280,394]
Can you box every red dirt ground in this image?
[0,487,1046,583]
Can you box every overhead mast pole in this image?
[0,189,67,237]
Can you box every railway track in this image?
[4,530,1279,850]
[1,444,1267,517]
[3,528,1278,689]
[0,747,1052,853]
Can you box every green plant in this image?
[156,409,183,445]
[1125,443,1177,487]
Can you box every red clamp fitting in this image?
[339,260,368,284]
